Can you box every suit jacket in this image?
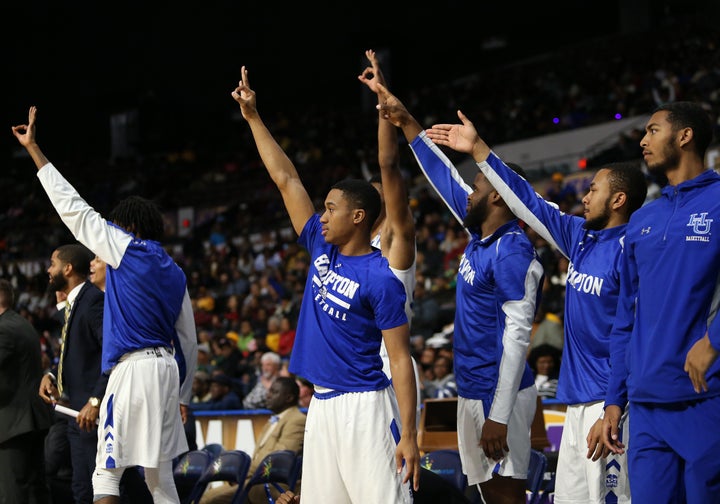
[250,406,306,475]
[0,309,54,444]
[61,281,107,411]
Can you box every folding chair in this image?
[185,449,252,504]
[420,449,468,494]
[413,467,472,504]
[231,450,301,504]
[201,442,224,460]
[173,449,214,504]
[526,449,548,504]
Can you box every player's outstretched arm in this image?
[231,66,315,236]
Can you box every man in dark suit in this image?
[39,243,107,504]
[0,278,54,503]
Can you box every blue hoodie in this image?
[606,169,720,406]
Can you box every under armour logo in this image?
[687,212,713,235]
[641,227,651,235]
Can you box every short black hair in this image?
[109,195,165,240]
[330,178,382,229]
[55,243,94,277]
[274,376,300,403]
[654,101,714,159]
[603,161,649,216]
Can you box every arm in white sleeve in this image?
[175,290,198,405]
[489,255,544,424]
[37,163,130,268]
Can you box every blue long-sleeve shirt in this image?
[477,152,627,405]
[606,169,720,406]
[410,132,542,424]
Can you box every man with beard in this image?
[424,112,647,503]
[40,243,107,504]
[375,85,543,503]
[600,101,720,502]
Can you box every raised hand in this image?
[425,109,489,157]
[374,83,412,128]
[358,49,386,93]
[230,66,259,121]
[11,105,38,147]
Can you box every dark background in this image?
[3,0,717,162]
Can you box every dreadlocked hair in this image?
[109,195,164,240]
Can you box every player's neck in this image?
[338,235,374,256]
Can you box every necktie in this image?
[57,303,71,396]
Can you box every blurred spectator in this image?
[211,336,244,380]
[282,242,310,276]
[236,248,255,276]
[277,315,296,358]
[528,344,562,399]
[436,345,455,364]
[550,256,569,289]
[418,346,437,384]
[221,294,242,328]
[423,356,457,399]
[545,172,567,202]
[264,316,282,353]
[530,298,564,353]
[225,330,240,347]
[417,235,444,279]
[296,376,314,409]
[236,319,257,355]
[190,374,242,411]
[546,172,583,213]
[273,290,299,325]
[196,343,214,374]
[243,351,282,409]
[192,370,212,403]
[411,280,441,340]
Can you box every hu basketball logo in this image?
[687,212,712,234]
